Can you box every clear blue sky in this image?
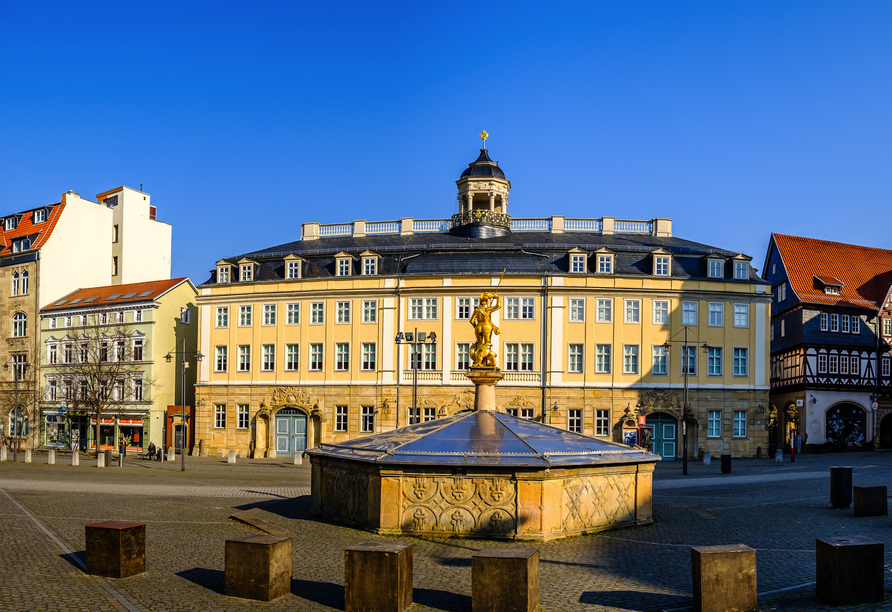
[1,2,889,283]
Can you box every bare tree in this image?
[43,313,155,454]
[0,355,37,452]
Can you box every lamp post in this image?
[395,328,437,425]
[4,358,29,463]
[165,340,203,472]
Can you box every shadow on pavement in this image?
[435,556,471,567]
[291,578,344,609]
[177,567,225,594]
[234,495,310,521]
[414,588,472,612]
[580,590,691,612]
[59,551,86,571]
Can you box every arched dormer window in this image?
[12,313,26,337]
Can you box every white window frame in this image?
[595,344,611,374]
[336,301,351,324]
[733,347,748,377]
[682,301,698,326]
[285,344,299,371]
[337,258,351,277]
[623,345,639,374]
[707,410,721,438]
[570,254,586,273]
[568,409,582,433]
[569,298,585,322]
[707,347,722,376]
[595,409,610,437]
[733,410,747,437]
[596,299,612,323]
[309,343,323,371]
[841,314,849,333]
[682,346,696,375]
[286,303,300,325]
[883,356,890,377]
[624,299,640,324]
[708,302,724,327]
[568,344,583,373]
[362,342,376,371]
[363,257,377,276]
[653,300,669,325]
[828,354,839,374]
[362,300,377,323]
[310,302,324,324]
[361,405,375,433]
[830,313,838,332]
[818,353,827,374]
[708,259,723,278]
[597,254,613,274]
[734,262,748,279]
[335,406,348,432]
[852,316,860,334]
[237,405,249,430]
[733,303,749,328]
[240,264,252,282]
[238,345,250,372]
[238,305,252,327]
[335,343,350,371]
[263,304,276,326]
[217,267,230,284]
[652,345,667,375]
[654,255,670,276]
[214,405,226,429]
[287,261,301,279]
[262,344,275,371]
[456,343,470,370]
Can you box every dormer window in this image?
[707,258,724,278]
[653,251,671,276]
[335,252,353,277]
[11,238,30,253]
[734,261,749,279]
[4,217,17,231]
[825,286,840,295]
[288,261,301,279]
[363,257,377,275]
[814,275,844,296]
[240,264,253,282]
[597,255,612,274]
[33,209,46,223]
[568,248,588,274]
[217,266,230,284]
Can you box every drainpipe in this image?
[394,257,402,428]
[541,277,549,422]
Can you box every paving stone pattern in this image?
[0,453,890,611]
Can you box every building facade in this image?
[764,234,892,452]
[0,185,172,451]
[38,278,197,452]
[194,147,771,459]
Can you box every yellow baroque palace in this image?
[194,146,771,460]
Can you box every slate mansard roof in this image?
[203,228,765,286]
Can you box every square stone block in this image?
[224,534,292,601]
[853,485,887,517]
[816,536,884,605]
[830,466,852,508]
[691,544,757,612]
[345,542,413,612]
[472,548,540,612]
[85,521,146,578]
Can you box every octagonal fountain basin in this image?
[307,410,660,541]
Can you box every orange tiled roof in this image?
[42,278,191,312]
[773,233,892,309]
[0,203,66,256]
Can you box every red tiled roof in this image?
[42,278,192,312]
[772,233,892,309]
[0,203,66,256]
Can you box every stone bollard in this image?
[472,548,540,612]
[775,450,783,463]
[24,449,31,463]
[0,447,7,461]
[691,544,757,612]
[756,446,762,459]
[702,451,711,466]
[225,535,292,601]
[720,454,731,474]
[345,542,413,612]
[72,450,80,466]
[816,536,884,605]
[294,452,302,466]
[167,447,175,462]
[228,450,237,464]
[853,486,887,517]
[85,521,146,578]
[48,449,55,465]
[104,449,113,468]
[97,452,105,468]
[830,466,853,509]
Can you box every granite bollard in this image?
[472,548,540,612]
[72,450,79,466]
[48,449,55,465]
[24,449,31,463]
[702,451,711,466]
[691,544,757,612]
[167,447,175,462]
[0,447,6,461]
[97,452,105,468]
[816,536,883,605]
[224,534,292,601]
[228,450,236,464]
[345,542,413,612]
[775,450,783,463]
[85,521,146,578]
[853,485,887,517]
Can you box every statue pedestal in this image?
[465,368,503,412]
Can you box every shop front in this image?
[43,410,69,448]
[87,416,146,452]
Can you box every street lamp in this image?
[395,329,437,426]
[3,358,30,463]
[165,340,203,472]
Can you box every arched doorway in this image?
[880,414,892,449]
[783,403,799,451]
[274,408,307,457]
[825,403,866,449]
[767,404,778,457]
[646,412,678,461]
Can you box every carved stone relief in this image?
[561,474,636,532]
[321,467,369,525]
[401,476,517,536]
[439,390,474,417]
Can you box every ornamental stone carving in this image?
[400,476,517,537]
[637,389,681,414]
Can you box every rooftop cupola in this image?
[451,131,512,238]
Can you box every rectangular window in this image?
[215,405,226,429]
[132,338,144,361]
[286,303,300,325]
[597,255,612,274]
[520,343,533,371]
[423,407,436,422]
[362,300,377,323]
[238,345,250,371]
[239,305,252,326]
[852,316,860,334]
[335,406,348,432]
[311,302,324,324]
[568,344,583,373]
[624,300,640,323]
[287,261,301,279]
[708,302,724,327]
[33,209,46,223]
[361,405,375,433]
[820,313,828,331]
[708,260,723,278]
[733,348,748,376]
[596,344,611,374]
[841,315,849,333]
[735,262,748,279]
[408,407,421,425]
[682,346,697,375]
[505,298,518,319]
[623,345,639,374]
[830,314,839,332]
[335,343,350,371]
[456,343,470,370]
[285,344,299,371]
[883,357,890,377]
[46,379,58,401]
[133,310,143,323]
[336,301,351,323]
[262,344,275,371]
[652,345,667,375]
[456,297,477,320]
[597,299,612,322]
[653,300,669,325]
[132,379,143,401]
[410,298,423,319]
[48,344,58,364]
[505,298,534,320]
[884,318,892,336]
[218,267,230,283]
[49,318,56,329]
[733,304,749,328]
[363,257,377,275]
[505,343,519,371]
[595,410,610,437]
[237,405,249,429]
[423,344,437,370]
[707,410,721,438]
[829,354,839,374]
[682,301,698,325]
[263,304,276,326]
[840,353,849,374]
[818,354,827,373]
[571,254,586,273]
[337,259,351,276]
[310,344,323,371]
[733,411,747,437]
[362,343,376,371]
[239,264,253,282]
[569,299,585,322]
[654,256,670,276]
[850,355,859,376]
[568,409,582,433]
[707,347,723,376]
[425,298,438,319]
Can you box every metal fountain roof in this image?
[306,410,659,467]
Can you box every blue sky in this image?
[1,2,890,283]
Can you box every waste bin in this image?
[103,449,113,468]
[721,454,732,474]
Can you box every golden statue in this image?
[470,291,501,368]
[479,130,488,145]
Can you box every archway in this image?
[645,412,678,461]
[825,403,866,449]
[273,407,307,457]
[880,414,892,449]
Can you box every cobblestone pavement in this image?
[0,451,890,611]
